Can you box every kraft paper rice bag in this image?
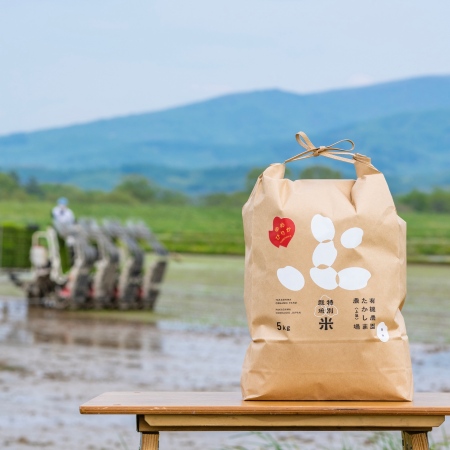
[241,132,413,401]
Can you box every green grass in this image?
[401,212,450,262]
[2,201,450,259]
[0,200,244,255]
[401,212,450,240]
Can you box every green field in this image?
[1,201,450,261]
[402,212,450,262]
[0,200,245,255]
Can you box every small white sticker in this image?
[377,322,389,342]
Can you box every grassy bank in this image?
[1,201,450,260]
[0,200,244,255]
[402,212,450,263]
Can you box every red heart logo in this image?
[269,217,295,248]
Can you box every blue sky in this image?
[1,0,449,134]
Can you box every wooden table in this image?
[80,392,450,449]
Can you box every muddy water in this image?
[1,298,450,450]
[0,297,249,450]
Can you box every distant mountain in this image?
[1,75,449,193]
[317,109,450,193]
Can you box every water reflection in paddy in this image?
[0,297,249,449]
[0,297,163,351]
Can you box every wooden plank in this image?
[136,416,433,432]
[140,425,434,432]
[141,432,159,450]
[402,430,429,450]
[143,414,443,428]
[80,392,450,416]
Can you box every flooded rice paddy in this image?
[1,255,450,449]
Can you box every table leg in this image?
[402,430,429,450]
[140,432,159,450]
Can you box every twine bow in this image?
[285,131,358,164]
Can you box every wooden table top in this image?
[80,392,450,416]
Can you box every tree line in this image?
[0,171,188,205]
[1,168,450,213]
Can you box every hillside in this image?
[0,75,449,193]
